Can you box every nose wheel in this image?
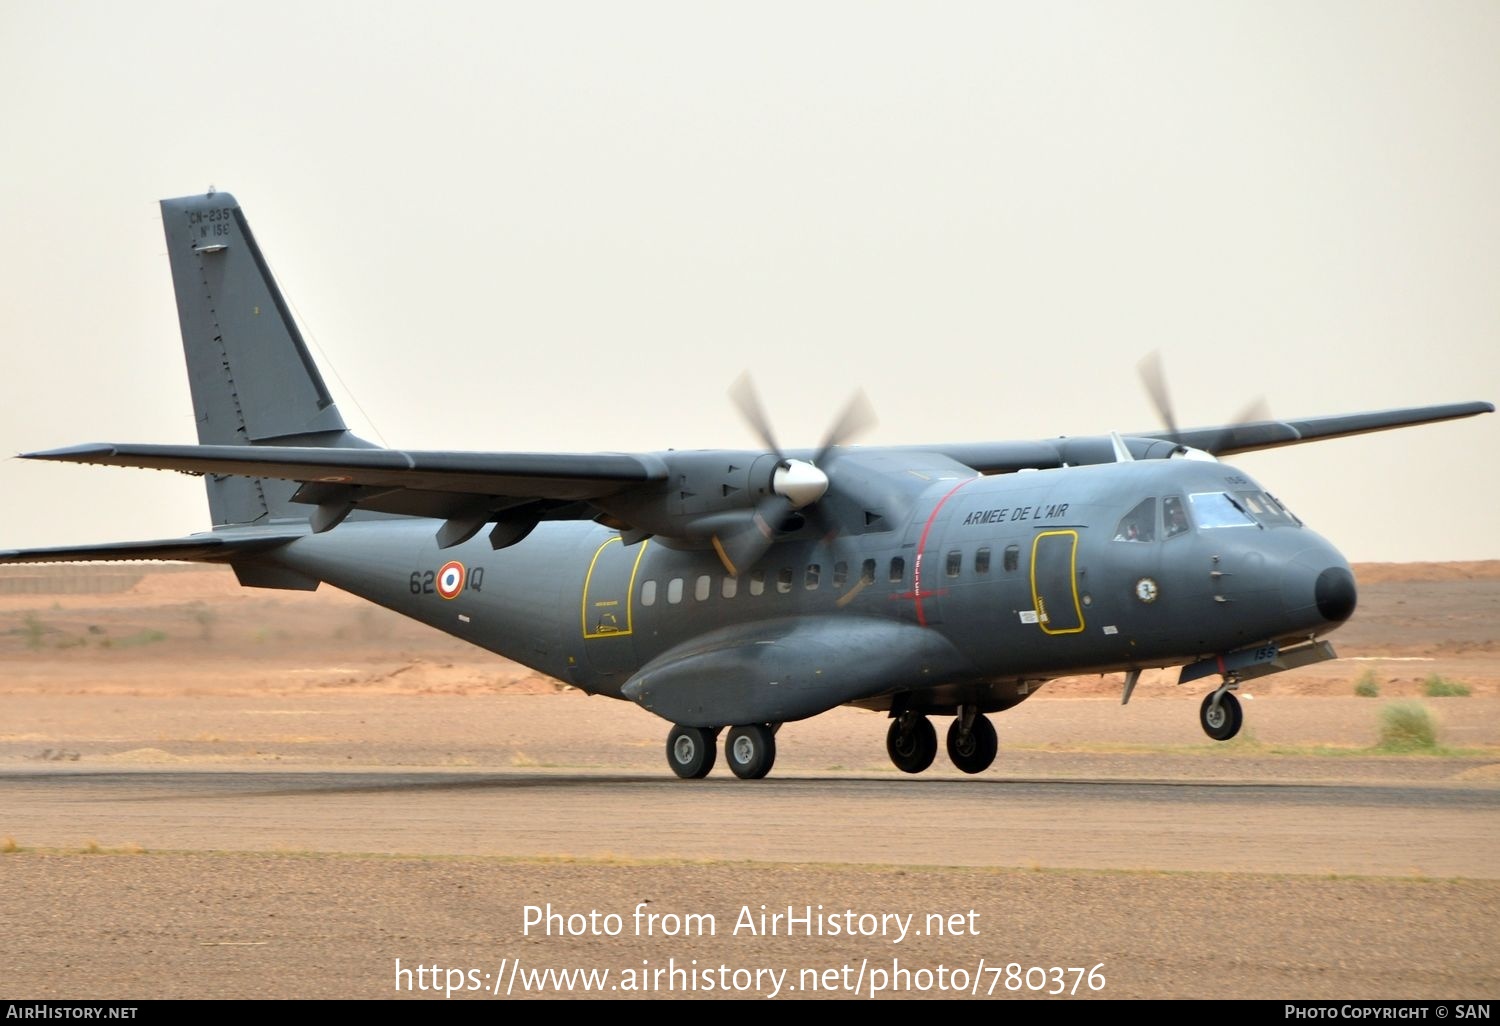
[1199,690,1243,741]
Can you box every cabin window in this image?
[694,574,711,601]
[1113,498,1156,542]
[1003,544,1019,573]
[721,575,738,599]
[975,546,991,574]
[1163,495,1190,537]
[805,564,821,590]
[749,570,765,596]
[861,559,877,584]
[889,556,905,583]
[777,567,794,594]
[667,578,684,604]
[946,550,962,578]
[833,561,848,588]
[640,580,657,606]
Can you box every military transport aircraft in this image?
[3,192,1491,779]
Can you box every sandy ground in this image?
[0,562,1497,999]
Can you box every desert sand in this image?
[1,562,1496,999]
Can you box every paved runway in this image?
[6,767,1497,878]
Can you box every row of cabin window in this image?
[638,544,1022,606]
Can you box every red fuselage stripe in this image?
[913,478,975,627]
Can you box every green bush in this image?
[1378,701,1437,751]
[1422,675,1470,698]
[1353,670,1380,698]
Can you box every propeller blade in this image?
[1137,351,1180,442]
[813,389,877,465]
[710,495,790,577]
[729,373,784,459]
[720,376,880,574]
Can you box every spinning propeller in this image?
[1136,352,1270,458]
[712,374,876,576]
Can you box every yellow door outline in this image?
[1030,529,1086,636]
[581,536,649,640]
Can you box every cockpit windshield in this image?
[1116,490,1299,539]
[1234,491,1302,527]
[1188,492,1258,529]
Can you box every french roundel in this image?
[436,561,465,600]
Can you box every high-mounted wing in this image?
[23,443,665,501]
[1161,401,1495,457]
[915,400,1494,472]
[20,396,1492,556]
[21,443,670,543]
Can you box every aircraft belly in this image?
[622,615,974,727]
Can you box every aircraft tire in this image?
[946,715,998,774]
[725,724,776,780]
[667,725,718,779]
[886,716,937,774]
[1199,691,1243,741]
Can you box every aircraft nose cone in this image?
[1281,544,1356,629]
[1315,566,1357,622]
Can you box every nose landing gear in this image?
[1199,681,1243,741]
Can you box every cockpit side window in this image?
[1163,495,1190,537]
[1113,498,1156,542]
[1188,492,1257,529]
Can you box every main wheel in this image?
[725,724,776,780]
[886,716,937,774]
[1199,691,1243,741]
[946,714,998,774]
[666,725,717,779]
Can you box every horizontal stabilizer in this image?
[0,532,302,565]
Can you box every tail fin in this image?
[160,191,371,527]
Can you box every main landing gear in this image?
[665,723,778,780]
[666,725,719,779]
[1199,682,1243,741]
[887,712,937,774]
[886,709,998,775]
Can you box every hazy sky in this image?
[2,1,1495,562]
